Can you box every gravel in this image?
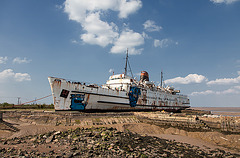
[0,127,239,157]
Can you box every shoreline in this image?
[191,107,240,116]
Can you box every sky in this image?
[0,0,240,107]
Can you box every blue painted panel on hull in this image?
[70,94,86,110]
[129,87,141,107]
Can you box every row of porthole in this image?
[145,96,176,101]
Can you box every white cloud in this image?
[218,87,240,95]
[64,0,142,48]
[55,4,63,10]
[13,57,31,64]
[143,20,162,32]
[190,90,215,96]
[165,74,208,85]
[0,56,8,64]
[154,39,177,48]
[110,29,144,55]
[142,32,150,39]
[210,0,240,4]
[14,73,31,82]
[190,86,240,96]
[64,0,115,23]
[64,0,142,22]
[207,76,240,85]
[118,0,142,18]
[0,69,31,83]
[80,12,118,47]
[234,86,240,89]
[71,39,78,44]
[236,60,240,68]
[109,68,114,73]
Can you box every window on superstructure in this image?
[110,77,122,80]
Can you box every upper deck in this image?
[102,74,135,91]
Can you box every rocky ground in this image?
[0,127,239,158]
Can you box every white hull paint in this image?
[48,74,190,111]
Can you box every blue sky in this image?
[0,0,240,107]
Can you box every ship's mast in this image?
[124,49,128,76]
[160,71,163,87]
[124,49,134,78]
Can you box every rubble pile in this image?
[0,127,239,157]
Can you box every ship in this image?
[48,52,190,112]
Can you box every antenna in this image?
[17,97,21,105]
[124,49,128,75]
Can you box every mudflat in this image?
[192,107,240,116]
[0,110,239,157]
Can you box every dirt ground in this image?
[1,122,239,154]
[1,109,239,155]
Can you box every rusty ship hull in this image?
[48,74,190,111]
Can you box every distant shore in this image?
[192,107,240,116]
